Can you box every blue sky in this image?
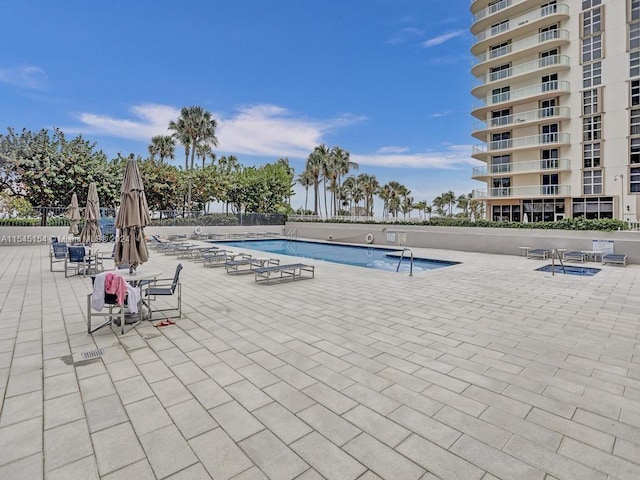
[1,0,481,213]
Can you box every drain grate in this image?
[79,348,105,360]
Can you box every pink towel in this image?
[105,272,128,305]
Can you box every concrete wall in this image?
[285,222,640,264]
[3,222,638,265]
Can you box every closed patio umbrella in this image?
[79,183,102,242]
[114,154,150,272]
[67,193,81,235]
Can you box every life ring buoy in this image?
[365,233,374,244]
[194,226,203,235]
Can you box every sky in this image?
[1,0,483,214]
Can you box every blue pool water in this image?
[536,264,601,276]
[213,239,460,273]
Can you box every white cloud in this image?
[421,30,465,48]
[352,144,479,169]
[68,103,365,159]
[385,26,424,46]
[377,146,409,154]
[0,65,47,89]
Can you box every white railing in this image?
[474,3,569,43]
[473,80,570,109]
[472,158,571,177]
[473,106,570,132]
[472,184,571,198]
[472,132,570,154]
[473,29,569,65]
[473,0,524,23]
[475,55,569,86]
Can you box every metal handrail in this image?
[396,248,414,276]
[550,248,566,276]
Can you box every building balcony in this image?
[472,29,570,71]
[472,55,570,97]
[472,184,571,199]
[472,132,570,159]
[472,106,571,139]
[472,158,571,180]
[471,0,532,33]
[471,3,570,55]
[472,80,571,119]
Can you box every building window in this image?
[489,41,510,59]
[583,116,602,141]
[492,205,520,223]
[541,123,559,143]
[633,0,640,22]
[572,197,613,219]
[632,80,640,106]
[631,138,640,164]
[631,22,640,50]
[542,148,559,169]
[492,178,511,198]
[583,143,601,168]
[541,1,558,16]
[491,155,511,173]
[583,89,599,115]
[582,7,602,36]
[583,62,602,87]
[631,167,640,193]
[491,131,511,150]
[490,64,511,82]
[491,86,510,104]
[491,20,509,37]
[631,51,640,78]
[582,0,601,9]
[540,98,557,118]
[632,109,640,135]
[582,35,602,63]
[542,73,558,92]
[491,108,511,127]
[583,169,603,195]
[524,198,565,222]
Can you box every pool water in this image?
[213,239,460,273]
[536,264,601,276]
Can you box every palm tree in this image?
[305,146,325,216]
[148,135,176,163]
[378,184,392,219]
[297,171,314,213]
[456,193,470,218]
[382,181,407,219]
[196,142,215,168]
[168,106,219,208]
[401,194,414,220]
[330,146,357,215]
[441,190,456,216]
[313,144,331,219]
[432,195,447,217]
[414,200,427,221]
[358,173,379,217]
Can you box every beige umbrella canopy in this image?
[79,183,102,242]
[67,193,81,235]
[114,154,150,272]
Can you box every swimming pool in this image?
[536,264,601,276]
[213,239,460,273]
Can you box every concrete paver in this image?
[1,243,640,479]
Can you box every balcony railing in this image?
[473,106,570,132]
[473,29,570,65]
[472,0,525,23]
[472,184,571,198]
[475,55,569,86]
[472,158,571,177]
[474,3,569,44]
[473,80,570,109]
[473,132,570,154]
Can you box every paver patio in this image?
[1,241,640,479]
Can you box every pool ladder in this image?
[396,248,414,276]
[550,248,566,276]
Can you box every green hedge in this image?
[293,217,628,232]
[150,213,240,227]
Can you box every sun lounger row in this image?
[253,263,315,284]
[225,258,281,275]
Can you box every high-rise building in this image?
[470,0,638,222]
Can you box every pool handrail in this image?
[397,248,414,276]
